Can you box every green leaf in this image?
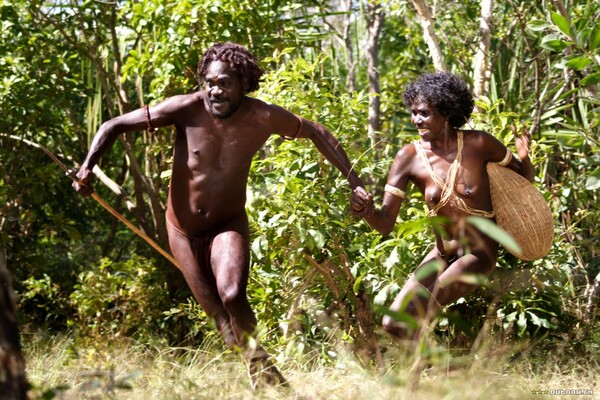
[517,311,527,329]
[585,168,600,190]
[63,225,82,241]
[466,217,522,255]
[414,259,443,281]
[308,229,326,249]
[590,23,600,51]
[527,19,548,32]
[581,72,600,87]
[442,273,489,287]
[540,34,569,52]
[353,272,365,293]
[550,12,572,38]
[564,56,592,71]
[376,306,419,330]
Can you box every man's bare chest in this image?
[178,127,268,169]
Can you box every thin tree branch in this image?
[408,0,446,72]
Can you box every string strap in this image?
[414,131,495,218]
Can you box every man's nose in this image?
[210,85,223,96]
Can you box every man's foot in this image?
[246,355,288,391]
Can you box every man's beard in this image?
[209,98,241,119]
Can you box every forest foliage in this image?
[0,0,598,367]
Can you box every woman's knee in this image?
[382,315,413,339]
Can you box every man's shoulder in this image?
[165,91,203,106]
[245,96,275,111]
[155,92,205,118]
[245,97,292,122]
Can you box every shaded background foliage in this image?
[1,0,598,364]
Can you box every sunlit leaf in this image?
[353,272,365,293]
[590,22,600,51]
[564,56,592,71]
[466,217,522,255]
[581,72,600,86]
[540,34,569,52]
[376,306,419,329]
[527,19,548,32]
[551,12,572,39]
[585,168,600,190]
[413,259,443,281]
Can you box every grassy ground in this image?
[23,333,598,400]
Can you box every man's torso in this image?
[166,93,275,236]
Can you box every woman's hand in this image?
[513,123,531,161]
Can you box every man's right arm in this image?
[73,94,193,195]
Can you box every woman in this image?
[352,72,535,341]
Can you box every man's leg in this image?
[210,213,256,345]
[210,212,287,388]
[167,223,235,347]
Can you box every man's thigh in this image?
[210,213,251,292]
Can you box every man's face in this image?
[204,60,245,119]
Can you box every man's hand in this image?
[71,167,94,197]
[351,186,375,217]
[512,123,531,161]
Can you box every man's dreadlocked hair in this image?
[198,42,263,93]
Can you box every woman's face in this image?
[410,99,447,141]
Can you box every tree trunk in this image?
[0,245,28,400]
[341,0,357,92]
[473,0,493,99]
[365,0,385,143]
[408,0,446,72]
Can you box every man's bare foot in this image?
[247,356,288,391]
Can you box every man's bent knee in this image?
[219,284,247,309]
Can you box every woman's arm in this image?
[353,145,415,235]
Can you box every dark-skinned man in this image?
[73,42,368,389]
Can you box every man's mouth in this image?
[417,128,429,134]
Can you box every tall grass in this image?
[23,332,598,400]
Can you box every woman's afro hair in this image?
[198,42,263,93]
[402,72,474,128]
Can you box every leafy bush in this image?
[68,256,207,344]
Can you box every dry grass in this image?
[23,334,598,400]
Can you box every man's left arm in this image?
[300,119,365,189]
[268,104,365,189]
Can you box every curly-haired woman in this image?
[351,72,535,342]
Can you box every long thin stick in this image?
[1,133,180,270]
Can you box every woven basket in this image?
[487,163,554,261]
